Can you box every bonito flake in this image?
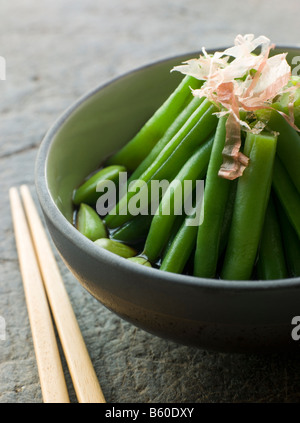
[172,34,294,180]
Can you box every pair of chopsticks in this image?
[9,185,106,403]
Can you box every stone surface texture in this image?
[1,0,300,403]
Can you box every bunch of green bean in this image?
[72,74,300,281]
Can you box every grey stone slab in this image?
[1,0,300,404]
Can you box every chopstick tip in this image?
[20,184,30,194]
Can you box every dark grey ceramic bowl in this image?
[36,47,300,353]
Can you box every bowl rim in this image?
[35,46,300,293]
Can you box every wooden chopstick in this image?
[9,187,70,403]
[10,185,106,403]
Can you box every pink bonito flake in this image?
[172,34,293,180]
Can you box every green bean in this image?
[218,179,238,257]
[106,75,202,171]
[193,116,232,278]
[110,214,153,244]
[105,100,217,229]
[272,81,300,130]
[267,110,300,194]
[73,165,126,206]
[94,238,136,258]
[272,156,300,239]
[128,96,204,183]
[221,131,277,280]
[160,212,198,274]
[275,197,300,277]
[76,203,107,241]
[161,214,186,259]
[143,138,213,263]
[256,196,288,280]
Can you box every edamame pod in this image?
[76,203,107,241]
[94,238,136,258]
[73,165,126,206]
[221,132,277,280]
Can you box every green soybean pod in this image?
[73,165,126,206]
[221,132,277,281]
[76,203,107,241]
[256,197,288,280]
[106,75,202,171]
